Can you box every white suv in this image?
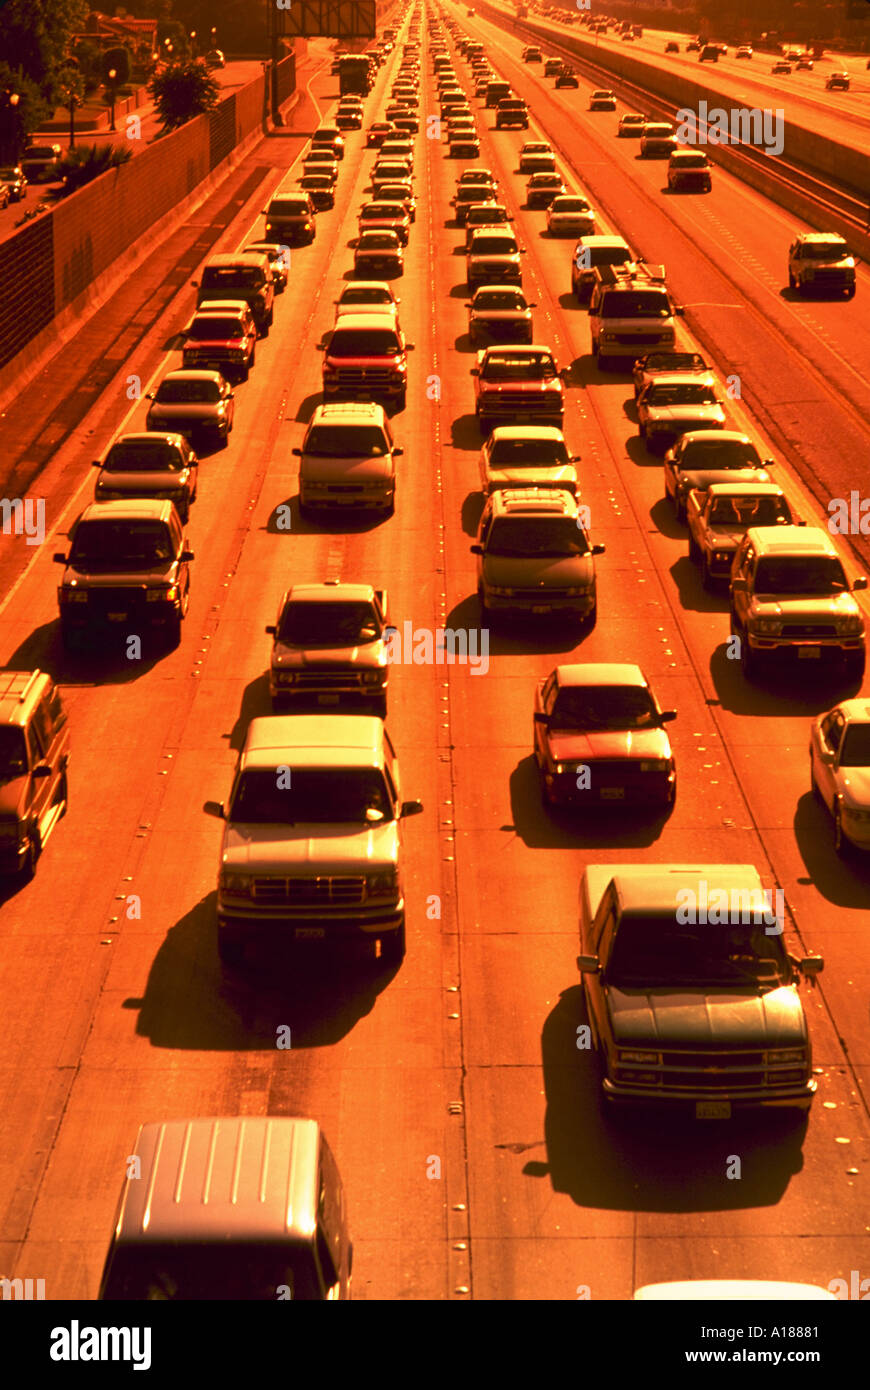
[294,402,401,514]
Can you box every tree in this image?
[102,46,132,86]
[0,61,51,161]
[56,140,132,192]
[148,57,219,129]
[0,0,90,102]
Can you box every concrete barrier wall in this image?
[476,3,870,196]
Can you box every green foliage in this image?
[0,60,50,158]
[0,0,90,100]
[71,38,104,94]
[148,58,220,129]
[56,141,133,193]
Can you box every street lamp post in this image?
[190,31,197,56]
[0,88,20,165]
[67,90,78,149]
[108,68,117,131]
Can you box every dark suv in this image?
[192,252,275,333]
[0,670,69,879]
[54,500,195,649]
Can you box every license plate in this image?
[798,647,821,659]
[696,1101,731,1119]
[601,787,625,800]
[531,605,551,614]
[318,694,340,704]
[295,927,325,940]
[107,612,127,621]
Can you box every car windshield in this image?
[675,154,709,168]
[469,208,507,224]
[550,685,659,730]
[531,175,562,187]
[103,442,184,472]
[475,291,525,310]
[329,330,400,356]
[600,291,670,318]
[486,517,588,556]
[201,267,262,290]
[102,1245,323,1301]
[188,317,243,340]
[340,287,392,307]
[461,173,494,185]
[646,383,716,405]
[229,767,394,824]
[362,204,404,217]
[155,379,221,403]
[277,600,380,644]
[300,177,328,189]
[0,727,28,779]
[804,243,846,260]
[489,438,568,465]
[358,233,400,250]
[459,189,494,203]
[644,125,673,137]
[304,425,389,456]
[680,440,762,469]
[641,352,704,372]
[483,354,556,380]
[70,521,174,567]
[708,496,787,525]
[473,237,518,255]
[753,556,849,595]
[270,200,309,216]
[553,199,590,213]
[608,915,789,988]
[839,725,870,767]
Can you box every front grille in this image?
[615,333,663,345]
[511,587,574,600]
[481,392,560,412]
[664,1068,766,1090]
[574,759,652,779]
[780,624,837,638]
[287,670,365,690]
[252,875,367,904]
[813,269,849,283]
[334,368,395,388]
[186,347,236,361]
[89,586,148,610]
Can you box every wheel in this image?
[165,610,182,649]
[688,531,700,562]
[845,652,865,684]
[478,586,490,623]
[178,501,190,524]
[396,391,406,411]
[22,826,41,880]
[58,771,69,810]
[584,603,597,632]
[639,423,647,442]
[373,693,388,719]
[239,361,250,382]
[846,286,856,299]
[788,271,796,289]
[266,307,274,328]
[379,920,405,965]
[811,759,822,801]
[834,803,850,857]
[701,554,714,589]
[742,640,757,680]
[249,346,256,368]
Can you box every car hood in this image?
[839,767,870,805]
[0,777,28,817]
[147,403,221,421]
[472,309,531,321]
[301,453,393,480]
[272,638,384,670]
[485,463,577,491]
[678,467,771,490]
[325,354,403,369]
[482,554,595,586]
[606,984,806,1048]
[546,727,671,761]
[60,559,178,585]
[185,337,245,350]
[645,405,724,425]
[751,592,861,619]
[222,820,398,872]
[480,378,562,392]
[95,470,191,492]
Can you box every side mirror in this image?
[265,624,276,635]
[470,543,483,555]
[91,460,101,468]
[203,799,225,819]
[520,247,527,253]
[528,302,537,308]
[853,576,868,591]
[799,955,824,981]
[145,391,154,400]
[291,447,302,456]
[190,280,198,287]
[591,542,606,555]
[406,343,415,350]
[559,367,570,379]
[570,455,581,462]
[533,711,549,724]
[576,953,600,974]
[674,305,685,315]
[393,446,404,456]
[180,548,195,563]
[32,763,52,779]
[660,709,678,723]
[53,553,67,564]
[400,799,424,818]
[588,305,599,316]
[731,577,748,592]
[762,459,776,467]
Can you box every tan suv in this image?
[471,488,605,625]
[294,402,400,515]
[730,527,867,682]
[0,670,69,878]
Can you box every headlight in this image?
[753,617,781,635]
[489,586,513,597]
[219,870,253,895]
[640,759,669,772]
[564,586,590,597]
[713,550,732,563]
[367,868,398,894]
[617,1049,661,1064]
[837,615,864,635]
[147,586,178,603]
[767,1048,807,1065]
[62,589,88,603]
[362,670,381,684]
[600,331,618,342]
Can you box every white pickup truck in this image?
[577,862,823,1118]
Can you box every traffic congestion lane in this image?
[1,29,463,1301]
[431,7,870,1298]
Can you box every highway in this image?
[0,1,869,1303]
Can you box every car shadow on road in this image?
[624,435,658,468]
[132,891,391,1050]
[450,414,483,450]
[454,332,475,352]
[4,621,169,687]
[293,391,321,423]
[533,987,805,1213]
[793,792,870,907]
[557,293,581,311]
[709,643,858,717]
[461,490,484,535]
[508,755,672,850]
[669,555,728,614]
[264,494,385,536]
[649,497,685,538]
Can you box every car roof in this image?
[108,431,187,445]
[834,699,870,723]
[490,488,577,514]
[489,425,564,440]
[160,369,226,383]
[241,714,386,769]
[331,311,400,329]
[679,429,754,445]
[796,232,847,244]
[285,582,377,604]
[704,482,784,497]
[0,670,52,727]
[108,1118,321,1245]
[575,235,630,249]
[192,300,250,315]
[644,373,714,386]
[482,343,555,355]
[79,498,176,522]
[554,663,647,688]
[310,401,387,424]
[204,251,268,268]
[612,864,763,916]
[747,525,837,555]
[340,281,394,294]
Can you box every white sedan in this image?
[810,700,870,854]
[546,195,596,237]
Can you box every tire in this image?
[266,306,274,328]
[701,555,714,590]
[165,610,182,649]
[834,803,849,858]
[22,826,41,880]
[810,759,822,802]
[742,640,758,680]
[380,919,406,965]
[240,360,250,382]
[178,501,190,524]
[846,286,856,300]
[373,693,388,719]
[58,771,69,810]
[396,391,406,412]
[688,531,700,562]
[845,652,865,684]
[639,423,647,442]
[788,271,796,289]
[584,602,597,632]
[249,346,256,368]
[478,586,490,623]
